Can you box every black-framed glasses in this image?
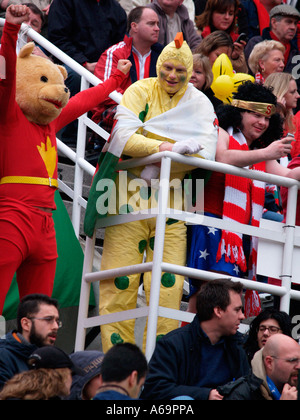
[28,316,62,329]
[258,325,281,334]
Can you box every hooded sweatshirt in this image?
[0,331,37,390]
[251,348,273,400]
[148,0,202,50]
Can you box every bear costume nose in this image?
[64,87,69,93]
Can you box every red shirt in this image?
[0,22,125,209]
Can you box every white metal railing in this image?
[75,151,300,360]
[3,20,300,360]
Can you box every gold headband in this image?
[231,99,276,117]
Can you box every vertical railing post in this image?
[71,76,89,237]
[145,155,172,361]
[280,184,298,313]
[75,232,96,351]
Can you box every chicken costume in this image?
[85,36,218,351]
[0,20,126,313]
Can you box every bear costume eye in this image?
[40,76,48,83]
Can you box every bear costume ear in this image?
[18,42,35,58]
[58,65,68,81]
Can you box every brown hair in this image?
[194,30,233,56]
[196,0,240,33]
[196,279,243,322]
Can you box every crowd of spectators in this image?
[2,0,300,401]
[0,290,299,400]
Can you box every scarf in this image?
[266,377,281,400]
[216,128,265,317]
[252,0,270,35]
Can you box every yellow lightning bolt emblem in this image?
[37,136,57,178]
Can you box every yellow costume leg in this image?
[143,218,187,349]
[99,220,148,352]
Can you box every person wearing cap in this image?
[187,81,300,317]
[0,346,83,400]
[0,294,61,390]
[67,351,104,400]
[88,33,218,352]
[245,4,300,77]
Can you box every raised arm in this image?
[55,60,131,132]
[216,127,293,167]
[0,5,30,124]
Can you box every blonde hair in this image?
[192,53,213,90]
[264,72,295,133]
[248,40,285,75]
[0,368,71,400]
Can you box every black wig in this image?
[216,81,283,149]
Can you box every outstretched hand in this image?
[117,59,132,75]
[5,4,30,25]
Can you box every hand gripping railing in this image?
[75,150,300,360]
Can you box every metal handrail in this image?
[76,151,300,359]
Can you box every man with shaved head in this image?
[218,334,300,400]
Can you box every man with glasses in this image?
[0,294,62,390]
[218,334,300,400]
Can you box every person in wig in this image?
[84,33,219,352]
[187,81,300,317]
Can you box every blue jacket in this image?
[48,0,127,64]
[141,315,250,400]
[0,331,37,390]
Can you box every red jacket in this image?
[92,35,163,124]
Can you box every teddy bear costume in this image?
[0,21,126,314]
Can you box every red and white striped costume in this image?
[216,128,265,317]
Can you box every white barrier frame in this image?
[75,151,300,360]
[2,20,300,360]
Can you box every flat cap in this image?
[269,4,300,20]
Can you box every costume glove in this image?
[172,138,203,155]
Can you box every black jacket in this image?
[217,372,266,400]
[0,331,37,390]
[48,0,127,64]
[141,315,250,400]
